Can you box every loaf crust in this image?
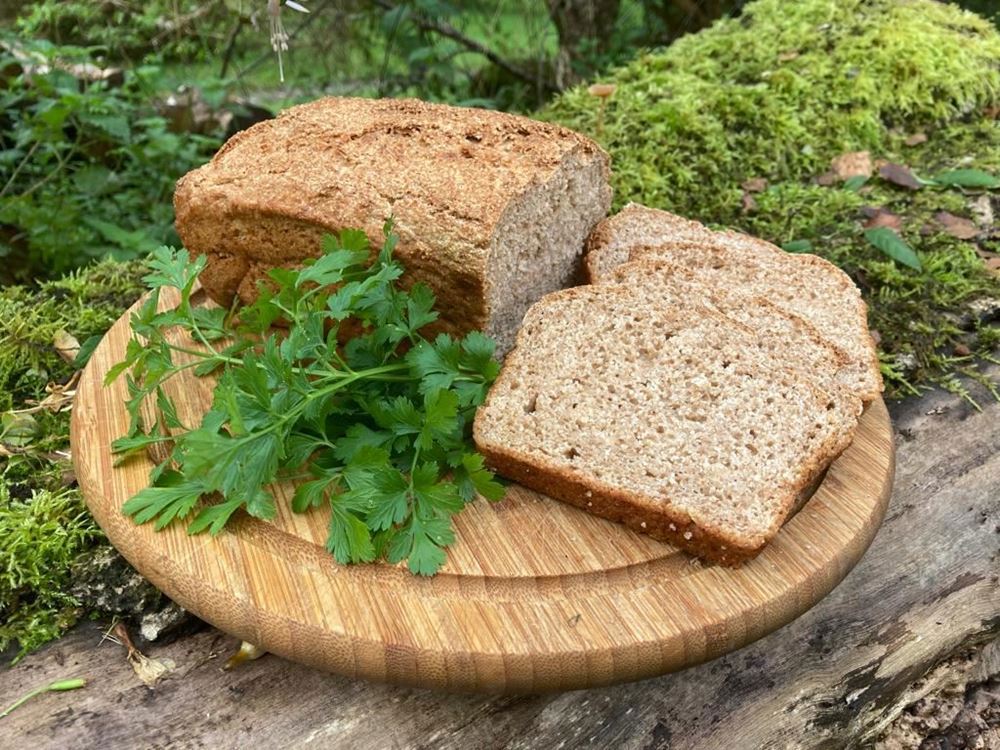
[477,422,850,566]
[174,97,611,344]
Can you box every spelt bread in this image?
[473,284,861,565]
[174,97,612,354]
[606,260,871,405]
[584,203,715,282]
[619,243,883,401]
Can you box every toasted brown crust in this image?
[477,441,759,565]
[175,96,611,337]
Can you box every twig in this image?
[371,0,554,92]
[152,3,215,45]
[220,17,248,78]
[0,141,39,199]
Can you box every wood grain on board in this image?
[67,291,895,692]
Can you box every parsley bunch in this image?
[108,221,504,575]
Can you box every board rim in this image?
[71,300,895,693]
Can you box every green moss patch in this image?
[544,0,1000,397]
[0,259,143,659]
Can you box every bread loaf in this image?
[174,97,612,353]
[473,284,860,565]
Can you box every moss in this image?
[0,481,103,660]
[0,258,146,412]
[543,0,1000,396]
[0,259,144,659]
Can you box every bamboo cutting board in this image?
[71,291,895,693]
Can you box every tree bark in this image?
[546,0,622,88]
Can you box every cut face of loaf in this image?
[606,260,868,407]
[174,97,613,354]
[584,203,715,281]
[473,285,861,565]
[620,243,882,401]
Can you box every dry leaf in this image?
[53,329,80,364]
[777,51,800,62]
[903,133,928,147]
[741,192,758,213]
[862,208,902,230]
[953,343,972,357]
[816,171,838,186]
[934,211,980,240]
[878,163,922,190]
[109,623,175,687]
[741,177,768,193]
[831,151,873,180]
[970,194,994,228]
[985,105,1000,120]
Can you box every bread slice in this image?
[606,260,871,404]
[584,203,714,282]
[616,244,883,401]
[175,97,612,355]
[473,284,861,565]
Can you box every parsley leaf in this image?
[110,220,504,575]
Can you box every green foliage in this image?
[13,1,232,62]
[544,0,1000,395]
[0,481,102,660]
[0,39,219,281]
[0,258,145,412]
[113,224,503,576]
[0,259,143,658]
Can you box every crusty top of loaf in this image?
[175,97,609,264]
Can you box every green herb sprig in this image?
[108,221,504,575]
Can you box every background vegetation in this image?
[1,0,998,659]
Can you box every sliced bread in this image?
[473,284,861,565]
[584,203,714,282]
[606,259,873,404]
[616,243,883,401]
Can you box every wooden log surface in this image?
[2,369,999,749]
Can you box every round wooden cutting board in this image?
[71,292,895,693]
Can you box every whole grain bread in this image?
[584,203,881,401]
[174,97,612,354]
[473,284,861,565]
[584,203,715,282]
[606,260,873,404]
[618,244,883,401]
